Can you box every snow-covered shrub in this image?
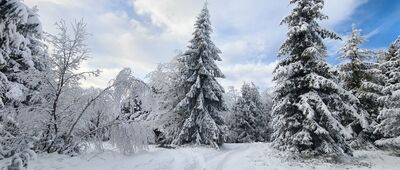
[110,122,150,155]
[1,150,36,170]
[0,116,36,170]
[4,156,23,170]
[375,137,400,151]
[82,89,115,148]
[113,68,154,120]
[147,55,186,146]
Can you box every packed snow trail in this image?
[25,143,400,170]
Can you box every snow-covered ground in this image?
[27,143,400,170]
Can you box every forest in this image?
[1,0,400,169]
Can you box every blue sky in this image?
[325,0,400,64]
[25,0,399,90]
[356,0,400,48]
[338,0,400,48]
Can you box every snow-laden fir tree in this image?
[0,0,47,109]
[338,26,375,90]
[338,25,381,122]
[374,37,400,150]
[272,0,368,156]
[229,83,269,143]
[169,3,226,148]
[338,25,382,149]
[0,0,47,168]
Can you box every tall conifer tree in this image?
[375,37,400,149]
[272,0,368,156]
[338,25,382,149]
[0,0,47,109]
[171,3,226,148]
[0,0,47,167]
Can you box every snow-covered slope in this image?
[27,143,400,170]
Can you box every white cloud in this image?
[323,0,368,27]
[220,61,278,90]
[25,0,365,89]
[30,0,79,6]
[132,0,202,40]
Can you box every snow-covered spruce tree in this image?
[272,0,368,156]
[374,37,400,150]
[338,26,382,122]
[0,0,47,109]
[0,115,36,170]
[229,83,269,143]
[338,25,382,149]
[0,0,47,168]
[169,3,226,148]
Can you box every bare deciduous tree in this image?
[39,19,100,153]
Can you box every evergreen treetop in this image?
[338,25,376,92]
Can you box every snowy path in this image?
[27,143,400,170]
